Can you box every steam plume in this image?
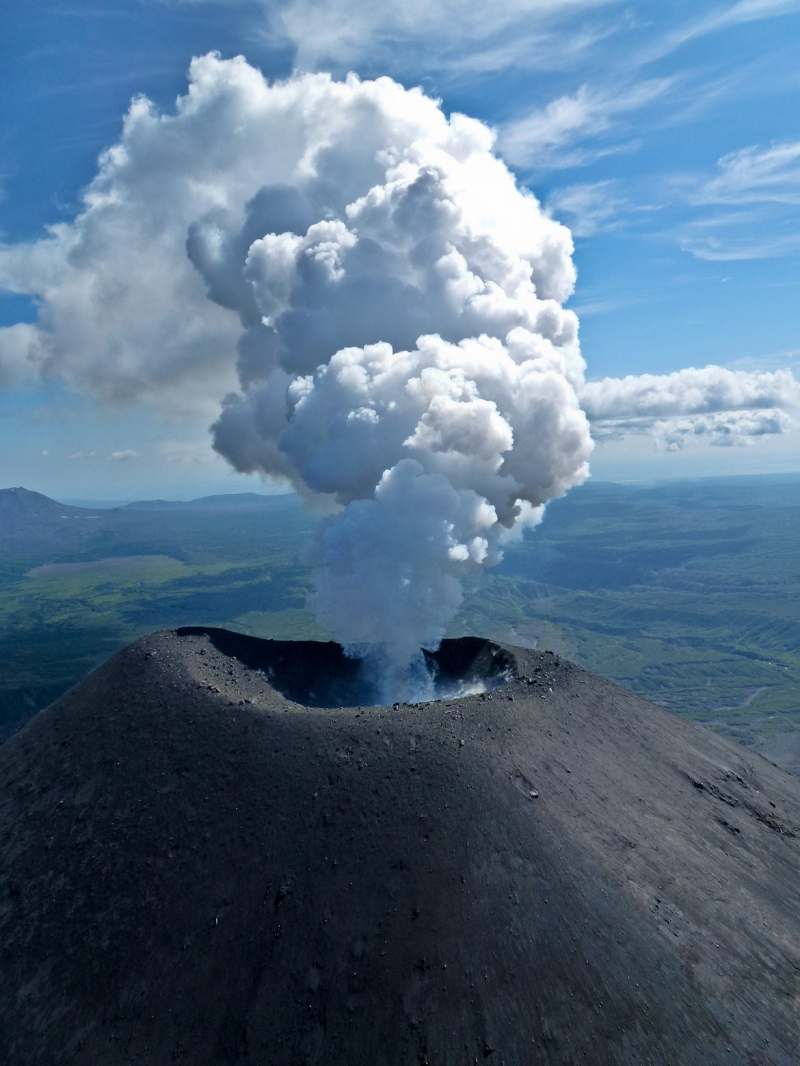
[184,67,592,686]
[6,56,795,694]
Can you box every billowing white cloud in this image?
[0,54,578,417]
[186,62,593,677]
[653,408,794,450]
[221,331,590,510]
[0,55,328,414]
[581,365,799,419]
[582,365,799,447]
[0,53,592,683]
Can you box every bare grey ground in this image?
[0,627,798,1065]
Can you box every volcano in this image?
[0,627,798,1065]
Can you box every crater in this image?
[176,627,516,708]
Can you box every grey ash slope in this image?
[0,629,798,1065]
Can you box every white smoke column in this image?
[192,67,593,695]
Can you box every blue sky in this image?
[2,0,800,499]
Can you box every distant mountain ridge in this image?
[0,487,297,541]
[121,492,293,511]
[0,485,310,592]
[0,488,109,545]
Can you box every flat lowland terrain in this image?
[1,628,798,1064]
[1,475,798,771]
[456,474,800,773]
[0,489,323,737]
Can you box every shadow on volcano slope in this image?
[0,629,798,1065]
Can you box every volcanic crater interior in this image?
[176,626,515,707]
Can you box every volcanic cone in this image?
[1,627,798,1064]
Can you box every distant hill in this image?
[0,488,111,553]
[0,484,312,587]
[0,485,294,518]
[122,492,294,511]
[0,486,105,527]
[0,487,299,544]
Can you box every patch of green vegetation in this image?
[0,497,323,736]
[445,474,800,770]
[228,609,332,641]
[1,477,798,773]
[0,624,129,736]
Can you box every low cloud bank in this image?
[581,365,798,447]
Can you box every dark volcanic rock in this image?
[0,628,798,1065]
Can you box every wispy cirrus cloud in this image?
[272,0,800,81]
[676,140,800,259]
[679,231,800,262]
[694,141,800,205]
[662,0,800,51]
[278,0,622,78]
[635,0,800,67]
[497,78,671,170]
[546,179,654,236]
